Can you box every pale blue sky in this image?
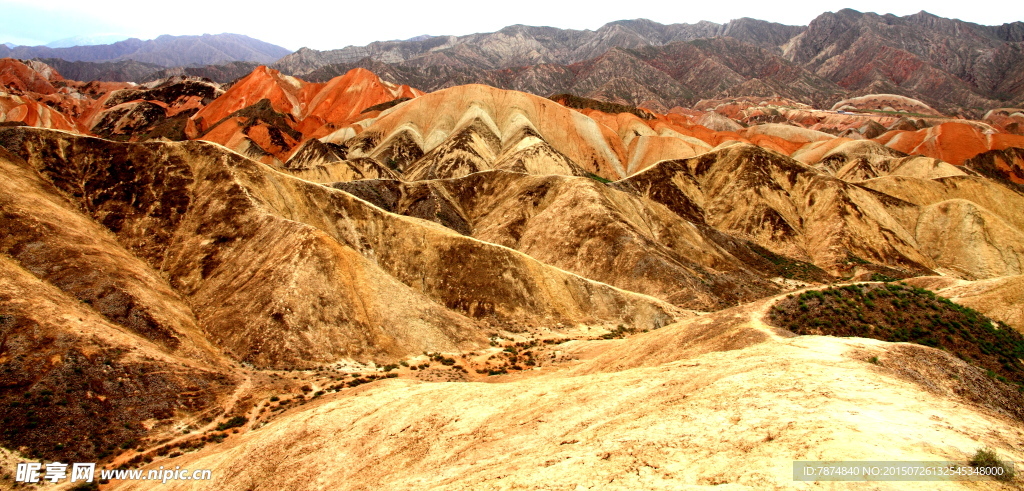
[1,0,1021,51]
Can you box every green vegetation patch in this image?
[600,325,638,339]
[360,97,412,114]
[215,415,247,431]
[584,172,613,184]
[869,272,899,282]
[970,447,1016,482]
[844,108,940,118]
[749,243,832,283]
[548,93,654,120]
[768,283,1024,386]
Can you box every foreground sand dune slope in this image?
[117,299,1024,490]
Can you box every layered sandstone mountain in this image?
[7,58,1024,185]
[0,58,98,131]
[964,146,1024,185]
[616,143,936,276]
[234,81,1024,291]
[192,66,422,164]
[0,58,214,136]
[984,108,1024,135]
[5,55,1024,490]
[297,37,845,112]
[0,127,680,370]
[1,59,427,165]
[333,170,830,310]
[874,121,1024,165]
[337,84,625,180]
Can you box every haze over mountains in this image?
[44,34,131,49]
[1,33,290,67]
[2,8,1024,490]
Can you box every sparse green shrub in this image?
[768,283,1024,387]
[548,93,653,119]
[970,447,1015,482]
[600,325,637,339]
[215,416,247,432]
[870,273,898,282]
[360,97,412,114]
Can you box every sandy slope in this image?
[115,297,1024,490]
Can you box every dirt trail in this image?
[109,373,254,467]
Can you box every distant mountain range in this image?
[296,37,845,112]
[0,33,289,67]
[272,11,1024,114]
[5,10,1024,114]
[35,58,264,84]
[273,17,802,74]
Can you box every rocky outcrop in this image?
[263,11,1024,115]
